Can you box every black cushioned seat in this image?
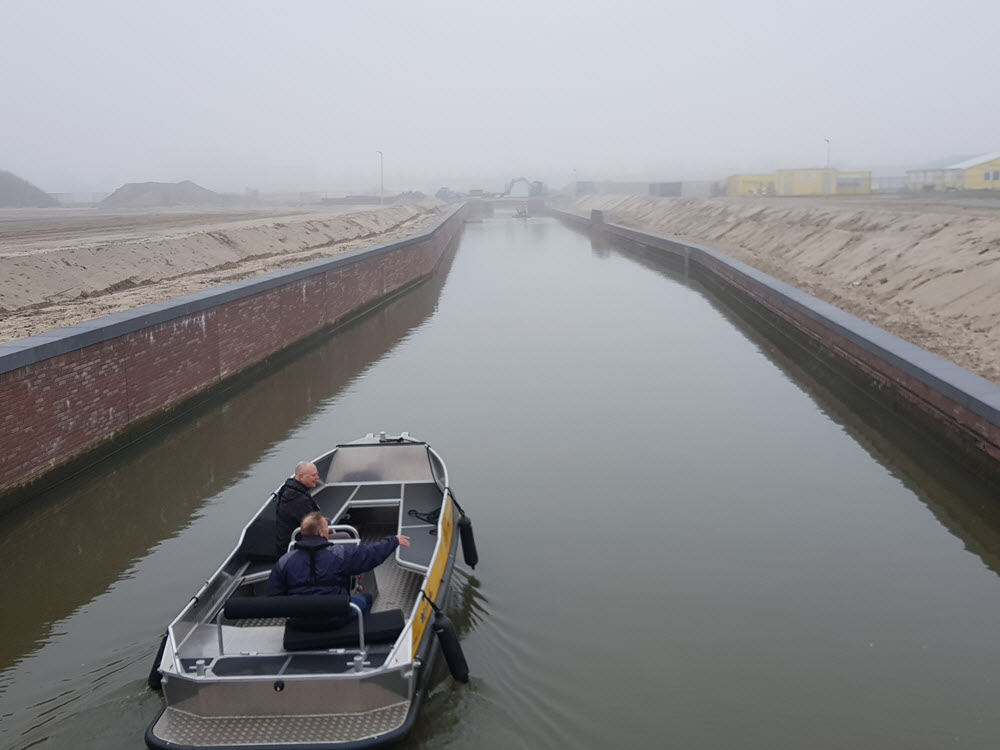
[283,609,406,651]
[225,594,350,620]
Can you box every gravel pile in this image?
[0,170,58,208]
[100,180,231,209]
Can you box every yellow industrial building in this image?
[906,152,1000,191]
[725,174,777,196]
[726,169,871,196]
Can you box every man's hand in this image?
[396,535,411,547]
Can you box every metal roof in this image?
[945,152,1000,170]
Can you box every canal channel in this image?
[2,211,1000,749]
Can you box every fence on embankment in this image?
[552,207,1000,478]
[0,204,467,511]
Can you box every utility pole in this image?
[824,139,831,169]
[376,150,384,206]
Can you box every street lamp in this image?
[824,138,831,169]
[376,150,383,206]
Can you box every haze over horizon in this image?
[2,0,997,195]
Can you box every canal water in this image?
[3,213,1000,749]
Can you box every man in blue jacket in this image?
[267,511,410,622]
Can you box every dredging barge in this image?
[146,432,476,749]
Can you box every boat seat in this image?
[283,609,406,651]
[236,502,281,563]
[224,594,350,620]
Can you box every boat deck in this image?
[175,524,423,675]
[315,481,444,571]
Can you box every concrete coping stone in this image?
[550,208,1000,427]
[0,207,457,376]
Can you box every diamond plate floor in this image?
[362,525,423,614]
[152,702,410,747]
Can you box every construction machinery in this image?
[500,177,547,198]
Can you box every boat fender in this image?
[458,514,478,570]
[433,609,469,683]
[148,632,167,691]
[448,489,479,570]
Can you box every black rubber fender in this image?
[148,632,167,691]
[458,514,478,569]
[432,610,468,683]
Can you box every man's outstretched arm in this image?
[343,535,410,575]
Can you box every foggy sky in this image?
[3,0,998,194]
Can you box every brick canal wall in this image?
[554,207,1000,476]
[0,205,466,508]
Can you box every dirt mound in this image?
[0,170,58,208]
[0,202,449,342]
[100,180,229,209]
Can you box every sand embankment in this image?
[557,194,1000,384]
[0,201,448,343]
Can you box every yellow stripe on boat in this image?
[412,492,455,650]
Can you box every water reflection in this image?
[447,568,487,640]
[589,231,611,259]
[599,230,1000,577]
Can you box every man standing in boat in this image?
[267,511,410,620]
[273,461,322,557]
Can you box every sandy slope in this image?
[557,194,1000,384]
[0,202,450,343]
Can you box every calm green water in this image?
[3,213,1000,749]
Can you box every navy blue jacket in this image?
[267,534,400,597]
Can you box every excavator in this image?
[500,177,548,198]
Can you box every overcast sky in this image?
[2,0,998,194]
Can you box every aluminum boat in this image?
[145,432,475,749]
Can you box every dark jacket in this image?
[266,534,400,597]
[273,478,320,556]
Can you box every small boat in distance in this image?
[146,432,477,749]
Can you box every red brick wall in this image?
[1,340,131,486]
[126,313,222,421]
[0,210,463,499]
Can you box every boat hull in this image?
[146,434,460,749]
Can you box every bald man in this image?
[273,461,322,556]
